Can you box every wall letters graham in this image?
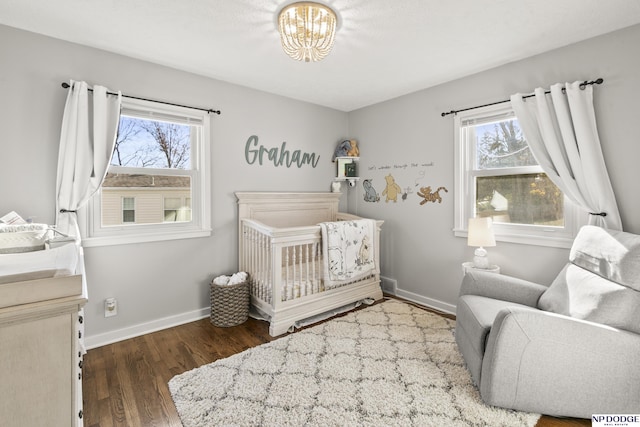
[245,135,320,168]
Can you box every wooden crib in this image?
[236,192,383,336]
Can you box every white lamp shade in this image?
[468,217,496,247]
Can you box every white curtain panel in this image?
[510,81,622,230]
[55,80,121,238]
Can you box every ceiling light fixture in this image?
[278,2,337,62]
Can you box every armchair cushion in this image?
[571,225,640,290]
[538,226,640,334]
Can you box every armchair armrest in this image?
[460,270,548,307]
[481,307,640,417]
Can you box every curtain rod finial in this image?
[61,82,70,88]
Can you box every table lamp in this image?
[468,217,496,269]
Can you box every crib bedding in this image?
[319,219,378,289]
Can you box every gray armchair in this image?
[455,225,640,418]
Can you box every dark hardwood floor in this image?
[82,299,590,427]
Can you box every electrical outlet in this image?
[105,298,118,317]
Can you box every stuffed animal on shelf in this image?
[346,139,359,157]
[332,139,359,161]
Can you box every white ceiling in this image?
[2,0,640,111]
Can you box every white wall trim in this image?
[85,307,211,350]
[395,288,456,316]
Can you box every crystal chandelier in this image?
[278,2,337,62]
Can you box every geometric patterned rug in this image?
[169,299,540,426]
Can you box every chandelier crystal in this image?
[278,2,337,62]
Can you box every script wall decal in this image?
[245,135,320,168]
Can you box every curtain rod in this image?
[440,78,603,117]
[61,82,221,115]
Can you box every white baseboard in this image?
[84,288,456,349]
[394,288,456,315]
[380,275,397,294]
[85,307,211,350]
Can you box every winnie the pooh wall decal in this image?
[362,179,380,202]
[382,174,403,203]
[417,186,448,205]
[245,135,320,168]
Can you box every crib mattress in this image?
[252,261,324,302]
[252,262,376,303]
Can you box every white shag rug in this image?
[169,299,540,426]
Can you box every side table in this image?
[462,261,500,275]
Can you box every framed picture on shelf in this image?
[344,162,357,177]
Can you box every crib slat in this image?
[302,244,308,297]
[315,242,319,293]
[258,230,264,302]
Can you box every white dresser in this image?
[0,273,87,427]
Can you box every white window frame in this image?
[79,97,212,247]
[453,103,585,248]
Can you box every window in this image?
[80,97,211,246]
[454,104,583,248]
[122,197,135,223]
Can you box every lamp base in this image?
[472,247,490,269]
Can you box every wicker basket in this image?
[210,278,250,327]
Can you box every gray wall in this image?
[348,24,640,312]
[2,23,639,345]
[0,25,347,345]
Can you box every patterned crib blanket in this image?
[319,219,378,289]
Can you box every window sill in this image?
[454,228,573,249]
[82,228,212,247]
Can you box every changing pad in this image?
[0,223,50,254]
